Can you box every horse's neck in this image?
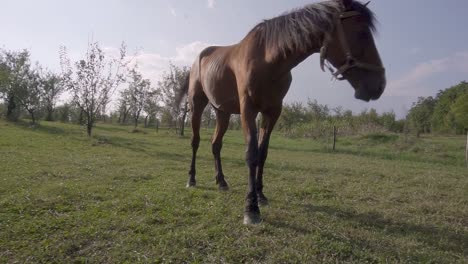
[269,45,321,79]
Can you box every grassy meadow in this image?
[0,120,467,263]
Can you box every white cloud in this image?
[207,0,216,9]
[388,52,468,96]
[169,6,177,17]
[101,41,213,84]
[132,41,214,84]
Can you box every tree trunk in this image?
[46,105,54,121]
[144,115,149,128]
[87,121,93,137]
[180,102,188,136]
[122,110,129,124]
[30,110,36,125]
[78,109,84,125]
[6,94,18,121]
[86,114,93,137]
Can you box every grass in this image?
[0,120,467,263]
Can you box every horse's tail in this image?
[176,47,214,109]
[175,71,190,110]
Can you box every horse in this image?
[176,0,386,225]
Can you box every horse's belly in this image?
[203,84,240,114]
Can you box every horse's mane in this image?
[248,0,377,59]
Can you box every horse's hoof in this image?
[218,179,229,191]
[258,194,269,206]
[186,181,196,188]
[243,212,262,225]
[218,184,229,191]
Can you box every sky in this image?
[1,0,468,118]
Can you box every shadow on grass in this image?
[94,125,132,133]
[93,132,336,175]
[93,133,188,162]
[12,120,68,135]
[304,204,468,256]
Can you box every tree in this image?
[0,103,5,119]
[0,50,45,124]
[451,93,468,131]
[159,63,190,135]
[15,67,42,125]
[380,111,397,132]
[432,81,468,133]
[143,88,161,128]
[202,104,216,129]
[40,70,63,121]
[126,67,151,129]
[56,103,71,123]
[408,96,436,137]
[0,50,31,121]
[277,102,308,131]
[306,99,330,121]
[117,89,131,124]
[60,42,128,136]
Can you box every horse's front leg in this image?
[240,100,261,225]
[256,109,281,206]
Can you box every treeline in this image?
[1,43,467,138]
[407,81,468,136]
[276,81,468,139]
[0,42,205,136]
[275,99,403,139]
[0,50,62,125]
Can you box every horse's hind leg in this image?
[212,109,231,191]
[187,93,208,188]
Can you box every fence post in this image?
[465,131,468,167]
[333,126,337,151]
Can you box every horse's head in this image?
[321,0,386,102]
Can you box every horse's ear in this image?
[340,0,353,9]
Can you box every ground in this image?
[0,120,467,263]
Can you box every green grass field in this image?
[0,120,467,263]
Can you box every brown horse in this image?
[177,0,386,224]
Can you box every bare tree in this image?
[60,42,128,136]
[126,67,150,129]
[15,67,42,125]
[117,89,131,125]
[202,104,216,129]
[159,63,190,135]
[144,88,161,128]
[40,70,63,121]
